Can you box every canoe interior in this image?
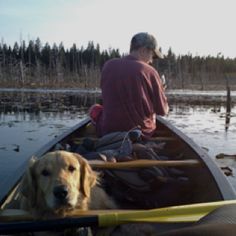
[1,116,235,211]
[76,117,235,202]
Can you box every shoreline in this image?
[0,87,236,95]
[0,88,236,109]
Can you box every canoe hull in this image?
[0,116,235,235]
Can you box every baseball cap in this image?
[131,32,164,59]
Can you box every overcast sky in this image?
[0,0,235,58]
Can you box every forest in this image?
[0,38,236,90]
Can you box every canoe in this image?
[0,116,236,234]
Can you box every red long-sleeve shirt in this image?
[96,55,168,137]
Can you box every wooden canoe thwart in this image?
[89,159,201,169]
[0,116,235,235]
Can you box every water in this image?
[168,104,236,157]
[167,89,236,97]
[0,90,236,190]
[0,111,86,183]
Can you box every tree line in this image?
[0,38,120,88]
[157,49,236,90]
[0,38,235,89]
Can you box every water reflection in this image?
[168,104,236,156]
[0,90,100,114]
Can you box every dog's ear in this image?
[73,153,97,197]
[20,156,38,207]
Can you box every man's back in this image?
[97,55,168,137]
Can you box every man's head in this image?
[130,32,164,60]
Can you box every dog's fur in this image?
[19,150,116,219]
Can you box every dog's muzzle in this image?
[53,185,69,203]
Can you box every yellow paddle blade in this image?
[1,200,236,226]
[98,200,236,227]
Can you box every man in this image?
[93,32,169,137]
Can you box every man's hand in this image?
[161,74,167,90]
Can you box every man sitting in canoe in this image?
[90,32,169,137]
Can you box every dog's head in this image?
[20,151,97,216]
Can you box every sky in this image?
[0,0,236,58]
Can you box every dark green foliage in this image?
[0,38,235,89]
[0,38,121,88]
[154,49,236,89]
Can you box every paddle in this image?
[1,200,236,234]
[89,159,201,169]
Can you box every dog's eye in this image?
[41,169,51,176]
[68,165,76,172]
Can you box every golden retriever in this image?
[19,150,116,219]
[19,150,157,236]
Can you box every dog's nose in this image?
[53,185,68,200]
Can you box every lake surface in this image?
[0,90,236,190]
